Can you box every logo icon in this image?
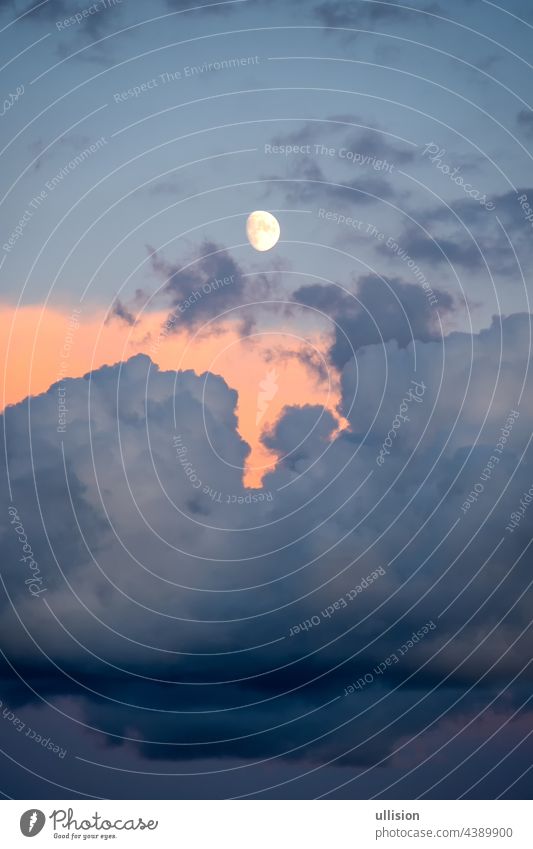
[20,810,46,837]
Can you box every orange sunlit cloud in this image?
[0,304,346,486]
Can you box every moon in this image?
[246,210,280,251]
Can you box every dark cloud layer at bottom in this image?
[1,312,533,798]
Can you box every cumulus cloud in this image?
[1,308,532,785]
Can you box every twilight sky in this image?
[1,0,533,800]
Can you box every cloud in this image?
[380,226,483,270]
[516,109,533,136]
[315,0,406,26]
[1,0,110,33]
[293,274,455,368]
[270,156,398,208]
[107,299,137,326]
[264,114,415,206]
[314,0,442,29]
[262,119,415,208]
[0,0,126,67]
[414,186,533,279]
[270,118,416,166]
[0,0,68,21]
[165,0,242,12]
[1,309,532,789]
[133,240,271,334]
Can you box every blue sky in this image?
[2,0,532,324]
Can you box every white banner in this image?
[0,800,529,847]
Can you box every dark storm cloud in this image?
[294,274,455,368]
[2,313,532,781]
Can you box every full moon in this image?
[246,210,280,251]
